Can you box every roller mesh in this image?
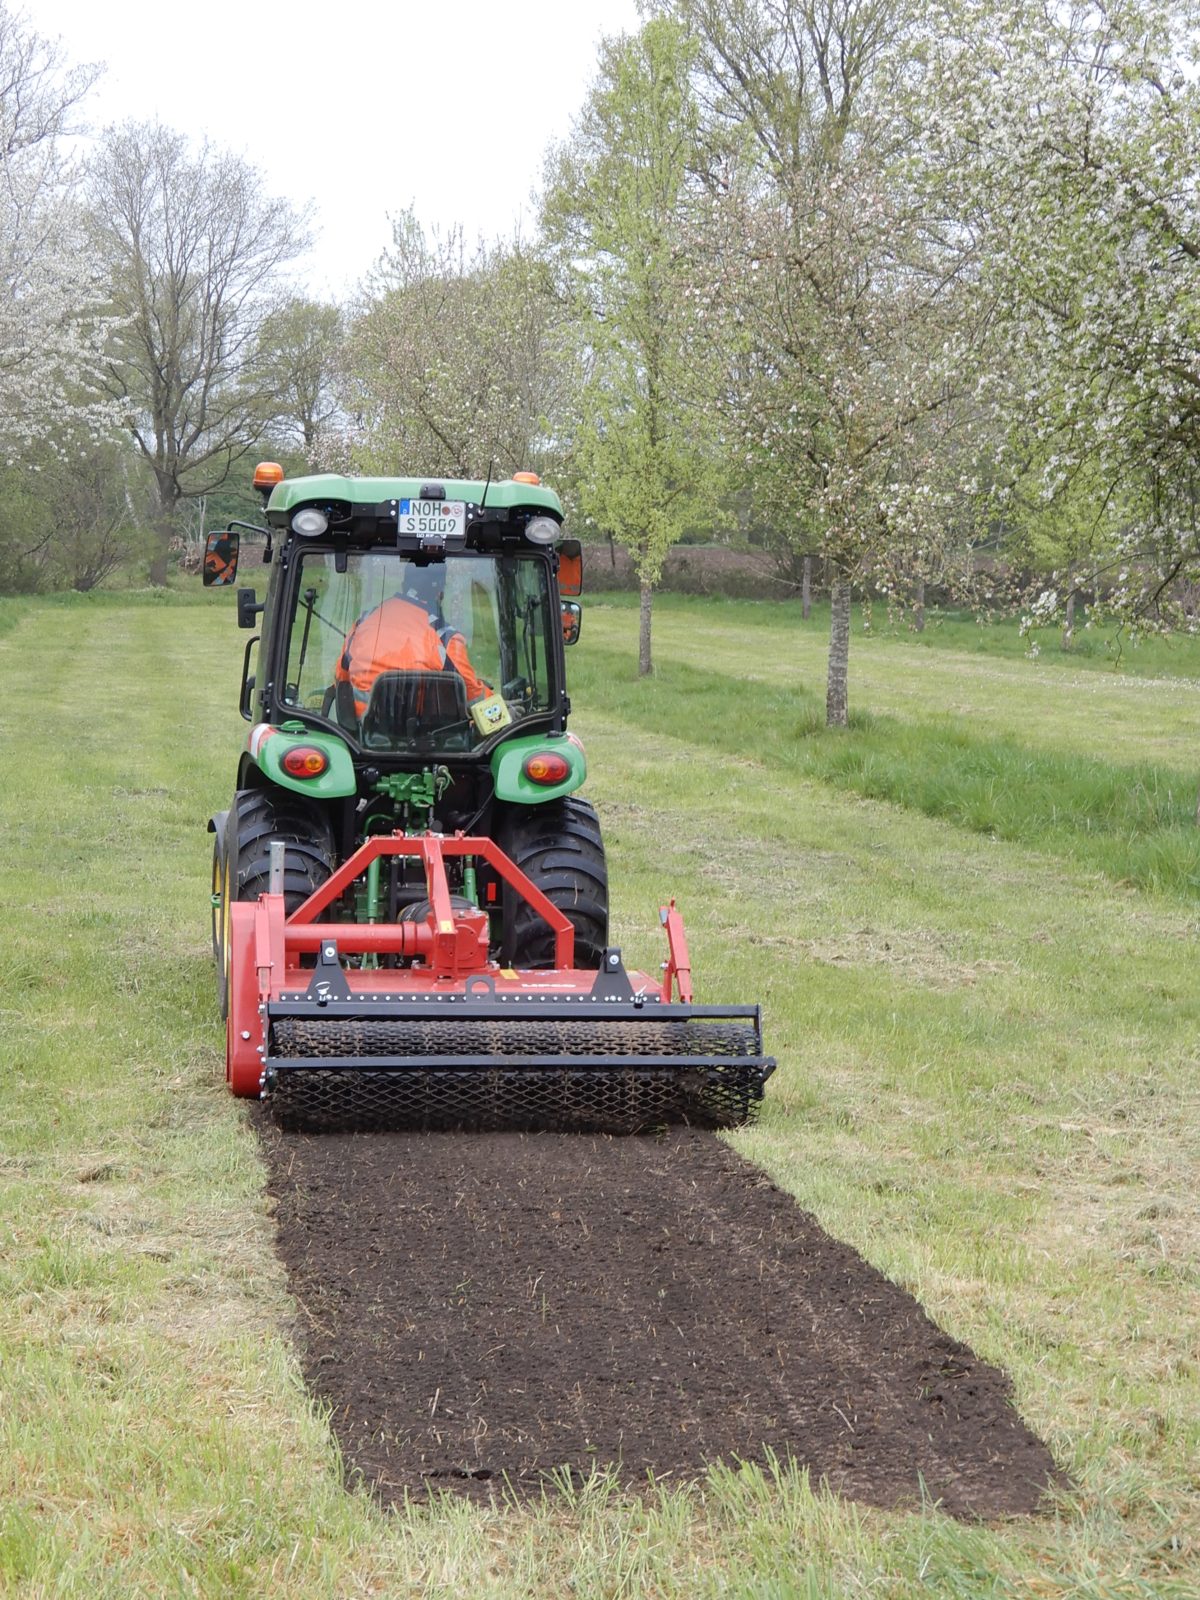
[273,1016,761,1060]
[265,1016,768,1133]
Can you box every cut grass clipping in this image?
[0,589,1197,1598]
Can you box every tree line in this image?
[1,0,1196,722]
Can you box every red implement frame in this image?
[225,830,702,1097]
[289,832,576,972]
[659,899,694,1004]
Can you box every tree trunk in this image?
[801,554,812,620]
[638,579,653,677]
[149,514,173,586]
[1063,575,1076,650]
[149,474,178,587]
[826,578,851,727]
[914,575,925,633]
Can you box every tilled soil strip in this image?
[256,1120,1059,1516]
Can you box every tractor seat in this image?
[359,670,469,749]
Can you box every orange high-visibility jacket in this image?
[334,597,488,715]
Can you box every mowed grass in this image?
[1,589,1198,1597]
[576,595,1200,897]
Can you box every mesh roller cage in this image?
[261,998,775,1133]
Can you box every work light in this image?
[524,516,560,546]
[292,508,329,537]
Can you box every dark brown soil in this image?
[255,1120,1060,1517]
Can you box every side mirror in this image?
[203,528,240,586]
[237,587,264,630]
[561,600,582,647]
[558,539,582,598]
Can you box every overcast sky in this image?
[22,0,642,299]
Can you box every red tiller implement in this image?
[227,832,775,1132]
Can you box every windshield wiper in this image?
[297,587,344,686]
[521,595,542,690]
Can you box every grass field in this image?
[1,589,1198,1597]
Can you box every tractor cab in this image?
[278,546,559,753]
[205,467,582,770]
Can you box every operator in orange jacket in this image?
[334,564,489,720]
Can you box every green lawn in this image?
[1,589,1197,1597]
[577,596,1200,896]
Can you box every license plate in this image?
[398,499,466,538]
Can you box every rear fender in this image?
[246,724,357,800]
[491,732,585,804]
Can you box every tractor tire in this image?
[500,796,609,969]
[214,788,336,1018]
[233,787,336,910]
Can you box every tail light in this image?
[282,746,329,779]
[523,751,570,785]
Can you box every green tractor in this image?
[206,463,772,1132]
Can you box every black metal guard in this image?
[260,993,776,1133]
[268,998,767,1024]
